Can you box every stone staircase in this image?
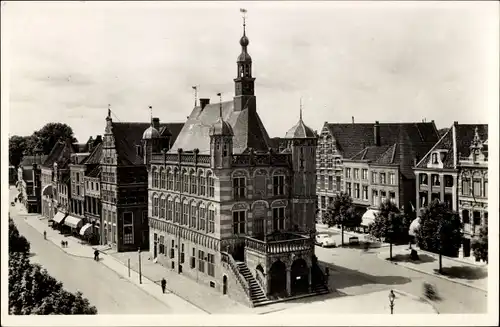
[236,262,269,306]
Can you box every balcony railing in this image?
[221,251,250,297]
[245,234,314,255]
[151,153,211,166]
[232,152,291,167]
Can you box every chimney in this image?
[200,98,210,110]
[152,117,160,131]
[352,116,355,125]
[374,121,380,146]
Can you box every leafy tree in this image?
[472,221,488,263]
[323,192,361,246]
[415,200,462,273]
[368,200,408,260]
[9,135,32,168]
[9,218,30,254]
[31,123,77,155]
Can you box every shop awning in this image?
[409,217,421,237]
[64,215,83,229]
[79,223,93,236]
[361,209,380,227]
[52,212,66,224]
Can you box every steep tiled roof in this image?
[20,155,47,167]
[170,101,271,155]
[42,139,80,169]
[416,123,488,169]
[111,122,184,165]
[349,145,393,161]
[81,142,103,165]
[86,165,101,178]
[284,118,316,139]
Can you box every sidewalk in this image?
[267,289,438,315]
[378,245,487,292]
[316,223,389,248]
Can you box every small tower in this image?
[284,99,318,232]
[142,106,161,166]
[210,93,234,169]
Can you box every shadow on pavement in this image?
[320,260,412,289]
[434,266,488,280]
[390,253,436,264]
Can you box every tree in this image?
[471,221,488,263]
[9,218,30,254]
[323,192,361,246]
[9,135,32,168]
[415,200,462,273]
[31,123,77,155]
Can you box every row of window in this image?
[461,210,487,226]
[419,174,454,187]
[317,175,342,191]
[461,179,488,198]
[151,169,215,197]
[102,172,116,183]
[102,189,117,203]
[233,207,285,235]
[151,196,216,233]
[345,183,370,201]
[85,196,101,216]
[70,199,84,216]
[85,180,100,192]
[372,190,397,206]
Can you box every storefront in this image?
[64,215,84,235]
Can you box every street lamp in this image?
[138,247,142,284]
[388,289,395,314]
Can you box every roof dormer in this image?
[426,149,448,169]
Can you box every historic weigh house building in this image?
[146,21,328,307]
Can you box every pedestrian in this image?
[61,240,64,248]
[43,230,47,240]
[161,278,167,293]
[94,250,99,261]
[65,241,68,248]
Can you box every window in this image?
[96,183,99,191]
[336,176,341,191]
[484,181,488,197]
[190,172,196,194]
[444,175,454,188]
[159,235,165,254]
[180,244,185,264]
[380,173,386,184]
[354,183,360,198]
[174,170,180,191]
[153,194,159,217]
[380,191,387,204]
[208,172,215,197]
[207,253,215,277]
[389,173,396,185]
[432,153,438,164]
[372,172,378,184]
[183,172,189,193]
[233,210,246,234]
[319,175,325,189]
[362,169,368,180]
[198,250,205,273]
[473,180,481,197]
[372,190,379,206]
[473,211,481,226]
[419,174,428,185]
[362,186,368,200]
[208,207,215,233]
[273,175,285,196]
[353,169,359,179]
[182,203,189,225]
[389,192,396,203]
[320,196,326,209]
[174,201,180,223]
[159,196,166,218]
[346,182,352,196]
[345,168,351,178]
[123,212,134,245]
[198,173,206,196]
[431,174,440,186]
[233,177,246,199]
[167,170,173,190]
[199,206,206,231]
[190,248,196,269]
[328,176,333,190]
[273,207,285,231]
[190,204,197,228]
[160,169,166,189]
[167,198,173,220]
[462,179,470,195]
[152,168,159,188]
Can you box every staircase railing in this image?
[255,269,266,290]
[221,252,250,298]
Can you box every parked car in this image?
[348,236,359,245]
[11,202,15,206]
[315,233,337,248]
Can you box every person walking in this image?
[161,278,167,294]
[94,250,99,261]
[61,240,64,248]
[43,230,47,240]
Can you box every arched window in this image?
[183,170,189,193]
[159,194,166,219]
[167,197,173,221]
[160,168,166,189]
[208,204,215,233]
[190,170,196,194]
[462,209,470,224]
[199,203,206,231]
[182,200,189,225]
[174,198,181,223]
[198,171,206,196]
[207,172,215,198]
[153,193,159,217]
[190,202,197,228]
[167,168,173,190]
[174,169,180,192]
[152,167,158,188]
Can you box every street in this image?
[315,240,488,313]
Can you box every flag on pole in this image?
[240,8,247,13]
[216,93,221,96]
[192,86,197,90]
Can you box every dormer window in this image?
[431,153,438,164]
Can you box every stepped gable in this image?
[169,101,270,155]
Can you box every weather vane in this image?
[217,92,223,118]
[149,106,153,122]
[240,8,247,32]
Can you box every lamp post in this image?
[388,289,395,314]
[138,247,142,284]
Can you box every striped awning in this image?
[409,217,421,237]
[79,223,93,236]
[64,215,83,229]
[361,209,379,227]
[53,212,66,224]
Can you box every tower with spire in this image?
[234,10,256,112]
[210,93,234,169]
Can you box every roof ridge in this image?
[415,123,453,167]
[391,143,397,164]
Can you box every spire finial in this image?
[107,104,111,118]
[149,106,153,124]
[217,92,223,119]
[299,97,303,121]
[240,8,247,36]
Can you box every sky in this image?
[3,1,498,142]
